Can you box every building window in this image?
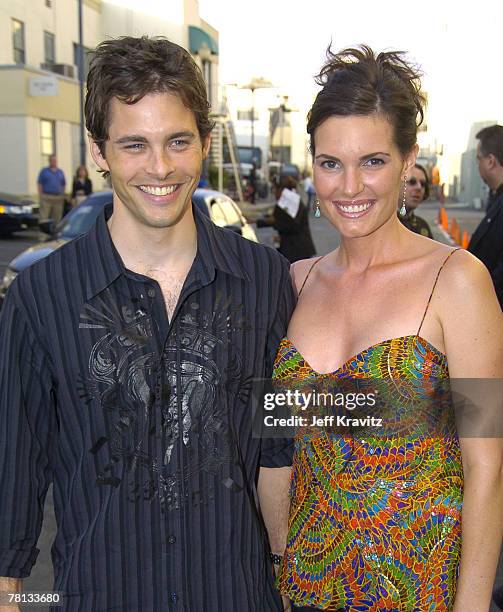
[12,19,25,64]
[44,31,55,66]
[73,43,93,80]
[40,119,55,168]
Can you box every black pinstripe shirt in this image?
[0,205,295,611]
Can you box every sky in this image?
[198,0,503,183]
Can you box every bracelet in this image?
[269,552,283,565]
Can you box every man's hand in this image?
[0,577,22,612]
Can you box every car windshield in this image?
[58,203,105,239]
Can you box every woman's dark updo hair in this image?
[307,45,426,157]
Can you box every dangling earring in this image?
[399,176,407,217]
[314,199,321,218]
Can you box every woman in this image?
[399,163,433,238]
[71,165,93,206]
[273,45,503,611]
[258,175,316,263]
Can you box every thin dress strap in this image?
[297,256,324,298]
[417,248,462,336]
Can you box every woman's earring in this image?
[314,199,321,218]
[399,177,407,217]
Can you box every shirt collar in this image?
[83,201,250,300]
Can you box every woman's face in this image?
[405,166,427,211]
[313,114,416,239]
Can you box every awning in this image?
[188,25,218,56]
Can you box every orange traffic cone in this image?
[440,207,449,231]
[461,230,470,249]
[450,218,461,245]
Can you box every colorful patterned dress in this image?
[274,253,463,611]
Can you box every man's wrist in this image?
[269,552,283,565]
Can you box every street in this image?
[1,202,501,611]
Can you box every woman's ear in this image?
[404,143,419,177]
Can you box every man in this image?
[0,37,295,611]
[37,154,66,223]
[468,125,503,309]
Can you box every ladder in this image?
[210,111,244,202]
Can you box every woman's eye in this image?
[364,158,385,167]
[321,160,340,169]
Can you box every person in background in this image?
[398,162,433,238]
[468,124,503,309]
[302,173,316,211]
[71,164,93,206]
[37,154,66,223]
[259,176,316,263]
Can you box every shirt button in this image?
[171,592,178,604]
[168,535,176,544]
[147,288,156,298]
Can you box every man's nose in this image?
[147,148,175,179]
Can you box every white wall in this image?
[102,2,185,42]
[0,115,28,193]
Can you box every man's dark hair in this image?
[476,125,503,166]
[307,44,426,157]
[85,36,214,153]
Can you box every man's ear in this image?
[487,153,497,170]
[202,134,211,160]
[89,136,110,174]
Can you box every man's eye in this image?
[171,139,189,148]
[124,143,144,151]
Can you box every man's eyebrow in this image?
[113,131,197,145]
[169,130,197,140]
[113,135,148,145]
[315,151,391,162]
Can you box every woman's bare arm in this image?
[437,251,503,612]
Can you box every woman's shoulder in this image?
[424,244,499,319]
[290,256,324,294]
[427,245,490,289]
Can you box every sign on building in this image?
[29,75,58,96]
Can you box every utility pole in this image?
[77,0,86,166]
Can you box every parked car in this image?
[192,188,258,241]
[0,189,258,305]
[0,192,38,236]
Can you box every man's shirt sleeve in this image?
[260,258,296,468]
[0,287,56,577]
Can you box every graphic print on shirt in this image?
[78,289,250,511]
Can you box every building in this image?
[0,0,219,197]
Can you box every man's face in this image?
[49,155,57,168]
[90,92,210,230]
[476,142,490,186]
